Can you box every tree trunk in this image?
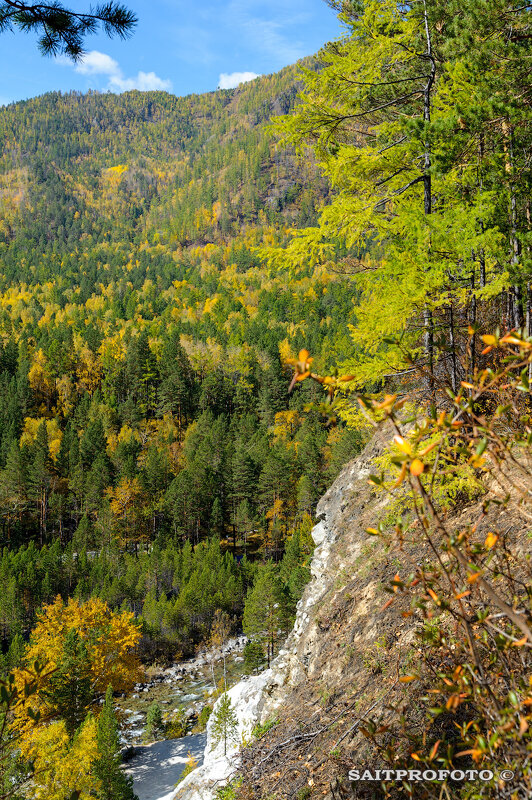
[503,122,522,329]
[422,0,436,398]
[424,307,434,397]
[449,304,458,392]
[470,265,477,380]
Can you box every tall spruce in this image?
[95,685,137,800]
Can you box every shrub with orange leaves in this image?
[285,334,532,797]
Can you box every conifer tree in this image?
[270,0,519,391]
[242,562,287,667]
[145,701,163,741]
[94,686,137,800]
[210,692,238,756]
[28,421,53,545]
[243,639,265,675]
[0,1,137,60]
[49,628,92,736]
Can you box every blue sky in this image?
[0,1,343,106]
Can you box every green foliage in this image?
[165,708,188,739]
[194,704,212,732]
[0,73,362,669]
[144,701,163,742]
[49,629,92,736]
[95,686,137,800]
[0,1,137,59]
[270,0,531,395]
[250,718,277,741]
[243,562,288,667]
[372,429,484,522]
[214,778,242,800]
[242,639,265,675]
[211,693,239,756]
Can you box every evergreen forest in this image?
[0,65,362,666]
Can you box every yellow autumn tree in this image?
[22,715,100,800]
[12,596,141,739]
[8,597,141,800]
[20,417,63,462]
[106,476,148,551]
[28,348,55,413]
[74,333,103,395]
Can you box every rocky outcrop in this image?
[173,670,273,800]
[173,430,390,800]
[173,423,532,800]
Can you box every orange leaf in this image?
[399,675,418,683]
[429,740,441,760]
[410,458,424,476]
[485,532,498,549]
[467,572,483,584]
[454,591,471,600]
[500,334,522,346]
[393,462,407,488]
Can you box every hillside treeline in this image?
[0,69,361,660]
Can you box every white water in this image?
[125,732,206,800]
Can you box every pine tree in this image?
[27,421,53,545]
[242,562,287,667]
[145,701,163,741]
[5,632,24,672]
[80,417,107,469]
[95,686,137,800]
[243,639,265,675]
[210,692,238,756]
[49,629,92,736]
[0,1,137,60]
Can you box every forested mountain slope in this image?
[0,68,361,662]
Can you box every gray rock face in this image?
[172,439,380,800]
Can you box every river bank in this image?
[120,637,248,799]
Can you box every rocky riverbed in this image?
[120,637,248,800]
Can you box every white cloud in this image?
[75,51,120,77]
[218,71,260,90]
[60,50,172,93]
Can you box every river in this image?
[120,637,247,800]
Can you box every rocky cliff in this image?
[175,426,523,800]
[174,428,402,800]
